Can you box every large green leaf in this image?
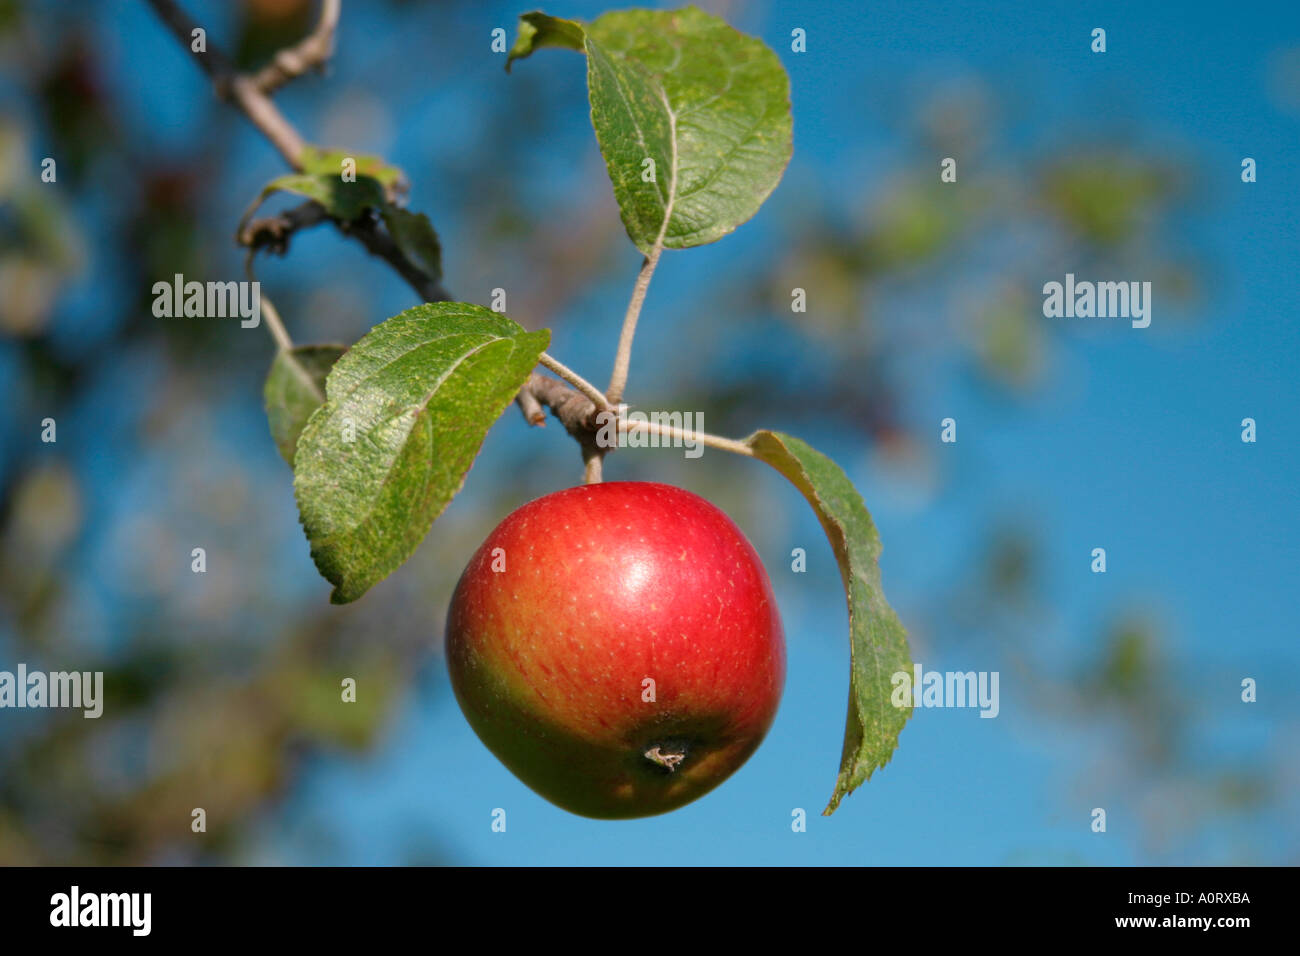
[746,430,913,814]
[294,303,549,603]
[264,344,347,465]
[508,6,793,254]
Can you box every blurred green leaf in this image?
[239,173,386,236]
[859,182,961,271]
[1041,156,1168,245]
[974,290,1044,390]
[299,145,407,193]
[380,206,443,287]
[505,11,585,71]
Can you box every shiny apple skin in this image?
[446,481,785,819]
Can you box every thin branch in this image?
[151,0,450,310]
[522,371,606,483]
[245,251,293,352]
[606,89,678,405]
[538,352,611,411]
[253,0,341,94]
[238,200,451,303]
[619,416,754,457]
[145,0,306,168]
[521,368,755,469]
[149,0,595,480]
[144,0,235,78]
[260,290,329,407]
[239,199,329,254]
[515,388,546,427]
[606,245,662,405]
[525,371,606,483]
[523,372,601,437]
[257,294,295,354]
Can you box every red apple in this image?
[446,481,785,819]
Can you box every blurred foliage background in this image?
[0,0,1296,864]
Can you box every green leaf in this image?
[238,172,387,238]
[746,430,913,815]
[293,303,549,604]
[505,12,585,71]
[509,6,793,254]
[299,145,408,194]
[264,344,347,465]
[380,205,443,287]
[239,146,438,285]
[238,147,409,238]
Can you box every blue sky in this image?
[16,0,1299,864]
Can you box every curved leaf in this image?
[381,205,443,287]
[299,145,407,193]
[264,344,347,465]
[239,147,439,286]
[294,303,549,603]
[238,147,408,237]
[238,172,386,238]
[506,12,585,71]
[509,6,793,254]
[747,430,913,814]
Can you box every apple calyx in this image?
[644,745,687,772]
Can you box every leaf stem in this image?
[143,0,306,168]
[252,0,341,94]
[538,352,611,410]
[149,0,640,480]
[258,285,322,404]
[607,87,679,405]
[582,446,604,484]
[245,252,293,352]
[259,294,295,353]
[619,415,753,457]
[606,244,662,405]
